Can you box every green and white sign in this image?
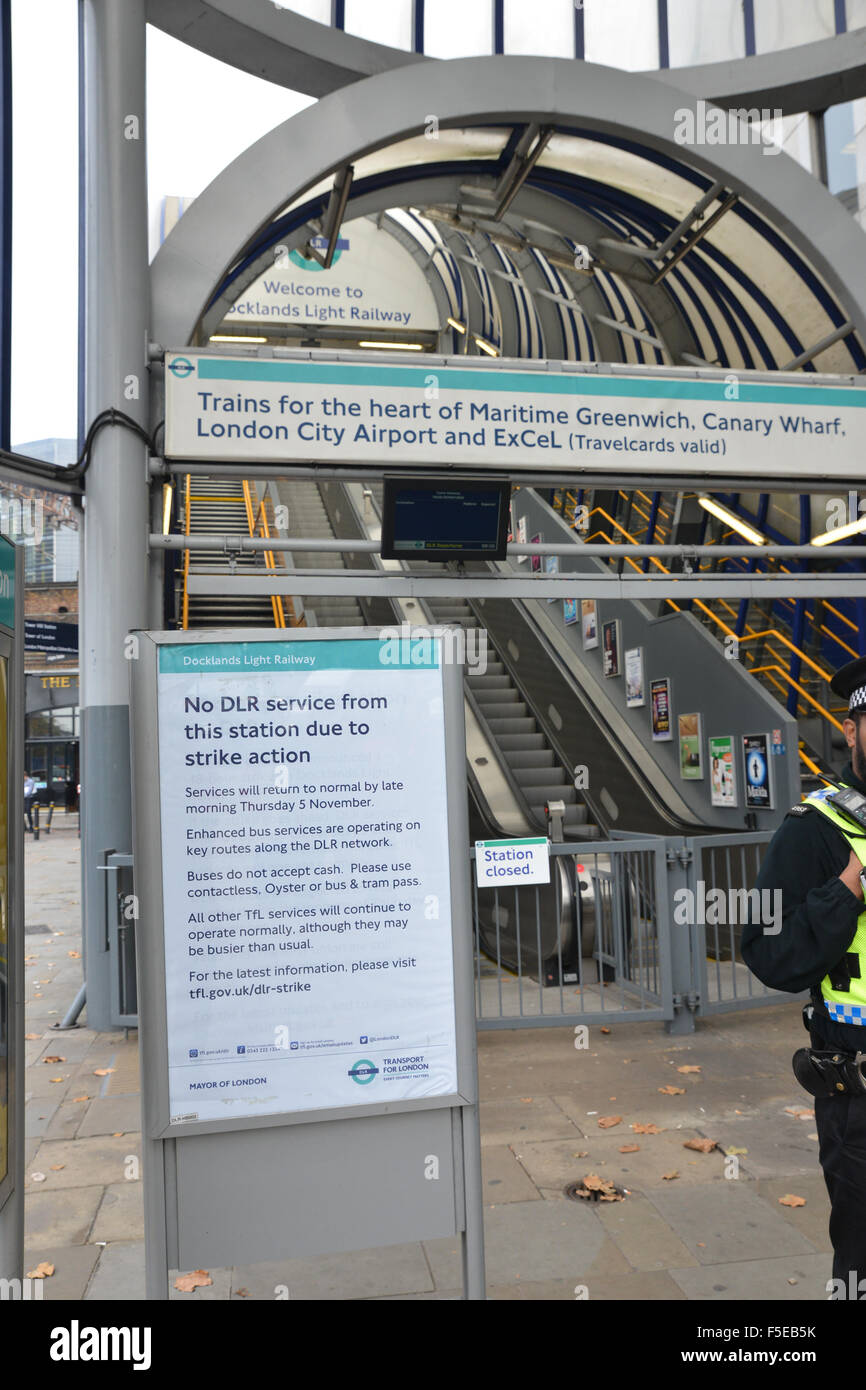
[0,538,14,632]
[475,837,550,887]
[165,351,866,479]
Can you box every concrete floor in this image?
[21,824,831,1300]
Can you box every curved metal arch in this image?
[147,0,866,116]
[151,56,866,367]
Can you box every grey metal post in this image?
[79,0,150,1031]
[0,545,24,1283]
[665,839,697,1036]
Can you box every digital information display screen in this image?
[380,477,510,563]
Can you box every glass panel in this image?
[26,712,51,739]
[51,746,72,786]
[27,745,48,781]
[848,0,866,25]
[278,0,331,20]
[425,0,493,57]
[0,657,7,1187]
[825,102,858,195]
[585,0,659,70]
[51,711,74,737]
[754,0,835,52]
[346,0,412,49]
[668,0,745,65]
[504,0,574,56]
[10,1,78,448]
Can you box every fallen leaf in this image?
[67,950,81,959]
[30,1172,46,1183]
[597,1115,622,1129]
[112,1132,124,1138]
[684,1138,718,1154]
[609,1096,617,1101]
[600,1026,611,1035]
[71,1095,89,1103]
[788,1278,798,1285]
[93,1068,115,1077]
[235,1288,250,1298]
[808,1132,819,1141]
[658,1085,685,1095]
[25,1262,54,1279]
[784,1106,814,1119]
[725,1146,748,1156]
[174,1269,213,1293]
[519,1097,532,1103]
[577,1174,624,1202]
[677,1065,702,1074]
[49,1164,65,1171]
[697,1242,706,1248]
[48,1077,65,1084]
[42,1055,65,1064]
[619,1144,640,1153]
[779,1194,806,1208]
[573,1151,588,1158]
[631,1122,662,1134]
[25,1033,41,1040]
[33,993,42,999]
[662,1170,680,1181]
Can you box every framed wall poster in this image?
[708,735,737,807]
[581,599,598,648]
[563,598,579,626]
[530,533,542,574]
[650,677,672,741]
[545,554,559,602]
[678,712,703,780]
[516,515,527,562]
[625,646,645,707]
[743,732,773,810]
[602,618,621,677]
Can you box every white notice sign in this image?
[475,838,550,887]
[157,637,458,1123]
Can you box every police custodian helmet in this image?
[831,657,866,713]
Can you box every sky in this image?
[9,4,312,449]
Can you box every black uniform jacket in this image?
[741,762,866,1052]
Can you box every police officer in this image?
[742,655,866,1294]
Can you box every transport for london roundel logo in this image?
[348,1058,379,1085]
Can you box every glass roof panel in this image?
[504,0,575,57]
[277,0,331,21]
[668,0,745,66]
[345,0,412,51]
[424,0,494,58]
[584,0,659,70]
[754,0,835,52]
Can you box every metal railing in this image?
[471,831,802,1031]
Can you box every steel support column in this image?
[79,0,150,1031]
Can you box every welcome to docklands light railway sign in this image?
[164,350,866,479]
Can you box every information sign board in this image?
[475,837,550,886]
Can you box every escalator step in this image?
[484,717,537,734]
[506,750,556,769]
[496,733,545,750]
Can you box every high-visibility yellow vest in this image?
[806,788,866,1025]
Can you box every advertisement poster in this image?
[516,515,527,563]
[678,712,703,780]
[581,599,598,648]
[651,678,672,741]
[156,638,459,1124]
[602,619,621,677]
[709,735,737,807]
[545,554,559,602]
[564,598,579,626]
[743,732,773,810]
[530,534,542,574]
[625,647,645,707]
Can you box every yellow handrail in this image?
[242,480,287,629]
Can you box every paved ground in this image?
[21,826,831,1301]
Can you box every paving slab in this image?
[169,1267,233,1300]
[230,1243,434,1300]
[479,1095,580,1145]
[755,1175,831,1253]
[595,1191,699,1271]
[28,1133,140,1190]
[25,1186,103,1247]
[482,1144,541,1202]
[669,1252,831,1300]
[709,1116,820,1180]
[21,1244,101,1300]
[42,1100,85,1142]
[512,1132,729,1195]
[25,1097,59,1139]
[90,1182,145,1244]
[84,1242,146,1301]
[487,1270,688,1300]
[77,1095,142,1138]
[646,1182,818,1265]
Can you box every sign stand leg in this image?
[143,1136,170,1300]
[460,1104,486,1300]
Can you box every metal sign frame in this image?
[0,539,23,1281]
[129,625,485,1299]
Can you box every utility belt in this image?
[793,1002,866,1098]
